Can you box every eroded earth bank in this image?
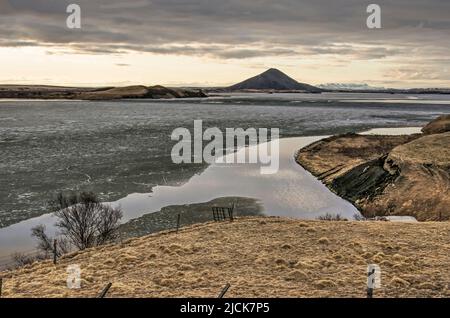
[296,115,450,221]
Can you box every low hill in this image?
[228,68,322,92]
[0,85,207,100]
[1,217,449,298]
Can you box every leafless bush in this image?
[11,252,46,268]
[317,213,347,221]
[31,225,69,257]
[32,192,123,254]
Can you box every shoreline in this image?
[0,85,207,101]
[2,87,450,101]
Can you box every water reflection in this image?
[0,135,359,260]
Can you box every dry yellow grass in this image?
[1,217,449,298]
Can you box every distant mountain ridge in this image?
[317,83,385,90]
[228,68,322,92]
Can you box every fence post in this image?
[367,264,380,298]
[118,228,124,246]
[367,267,375,298]
[53,239,57,265]
[218,283,230,298]
[367,286,373,298]
[0,277,3,298]
[98,282,112,298]
[230,202,235,222]
[176,213,181,234]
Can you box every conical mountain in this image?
[229,68,321,92]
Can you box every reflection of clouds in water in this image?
[3,127,417,260]
[113,136,359,221]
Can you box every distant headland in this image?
[0,85,207,100]
[1,68,450,100]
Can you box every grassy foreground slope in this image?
[1,217,449,298]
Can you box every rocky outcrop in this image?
[296,118,450,221]
[296,134,419,184]
[422,114,450,134]
[367,133,450,221]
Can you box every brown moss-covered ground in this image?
[1,217,449,298]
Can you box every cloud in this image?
[0,0,449,83]
[1,1,448,48]
[385,66,450,81]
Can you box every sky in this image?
[0,0,449,88]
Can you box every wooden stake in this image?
[118,228,124,246]
[230,202,235,222]
[98,282,112,298]
[367,268,375,298]
[176,213,181,234]
[218,283,230,298]
[53,239,57,265]
[367,287,373,298]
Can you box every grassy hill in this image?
[1,217,449,298]
[296,123,450,221]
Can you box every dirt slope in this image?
[1,218,449,298]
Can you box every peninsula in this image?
[0,85,207,100]
[296,115,450,221]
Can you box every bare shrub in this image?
[11,252,45,268]
[32,192,123,255]
[317,213,347,221]
[31,225,69,257]
[353,213,366,221]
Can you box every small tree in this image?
[32,192,123,254]
[31,224,69,257]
